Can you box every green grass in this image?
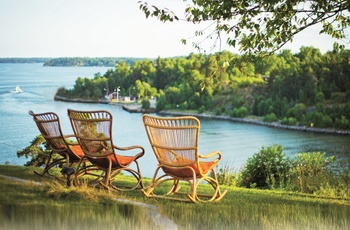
[0,164,349,229]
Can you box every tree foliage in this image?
[44,57,143,67]
[0,58,51,63]
[139,0,350,56]
[56,47,350,130]
[16,135,52,167]
[239,145,292,188]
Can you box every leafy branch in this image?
[139,0,350,56]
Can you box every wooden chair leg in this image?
[34,151,65,176]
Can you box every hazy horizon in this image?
[1,0,349,58]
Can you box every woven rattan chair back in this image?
[67,109,144,191]
[29,110,83,176]
[67,109,114,159]
[142,114,227,202]
[144,115,199,167]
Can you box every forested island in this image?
[0,58,52,63]
[55,47,350,131]
[0,57,146,67]
[43,57,146,67]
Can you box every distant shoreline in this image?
[158,111,350,136]
[54,95,350,136]
[54,95,101,103]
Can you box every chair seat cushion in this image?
[114,154,137,166]
[69,145,84,161]
[163,161,217,178]
[89,154,137,169]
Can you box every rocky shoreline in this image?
[54,95,102,103]
[121,104,155,113]
[54,95,350,136]
[158,110,350,136]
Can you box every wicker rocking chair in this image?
[67,109,145,191]
[142,114,227,203]
[28,110,85,177]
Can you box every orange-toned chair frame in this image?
[29,110,89,177]
[142,114,227,202]
[67,109,145,191]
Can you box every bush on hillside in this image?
[290,152,336,194]
[281,117,297,126]
[238,145,292,189]
[263,113,278,122]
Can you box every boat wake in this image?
[10,85,23,93]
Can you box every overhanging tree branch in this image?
[139,0,350,56]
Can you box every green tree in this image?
[131,60,156,84]
[139,1,350,56]
[17,135,51,167]
[315,92,325,104]
[165,86,182,106]
[114,61,131,89]
[292,103,307,121]
[141,99,150,109]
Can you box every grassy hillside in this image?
[0,164,349,229]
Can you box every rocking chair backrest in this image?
[67,109,114,158]
[143,114,200,166]
[29,110,68,154]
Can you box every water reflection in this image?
[0,203,163,230]
[2,198,349,230]
[163,201,350,230]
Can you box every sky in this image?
[0,0,349,58]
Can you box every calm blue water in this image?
[1,63,349,177]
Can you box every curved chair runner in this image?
[67,109,145,191]
[142,114,227,203]
[28,110,87,177]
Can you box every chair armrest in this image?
[198,150,222,161]
[63,134,79,145]
[113,145,145,158]
[64,134,76,138]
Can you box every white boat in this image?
[11,85,23,93]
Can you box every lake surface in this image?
[1,63,349,177]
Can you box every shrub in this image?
[281,117,288,125]
[198,106,206,113]
[215,108,222,115]
[215,106,226,115]
[155,95,166,111]
[335,115,349,129]
[281,117,297,126]
[330,92,345,103]
[290,152,336,194]
[315,92,325,104]
[238,145,292,189]
[308,111,334,128]
[292,103,306,121]
[263,113,278,122]
[215,163,237,186]
[257,98,274,116]
[16,134,55,167]
[230,106,248,118]
[56,87,68,97]
[179,101,189,110]
[141,99,150,109]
